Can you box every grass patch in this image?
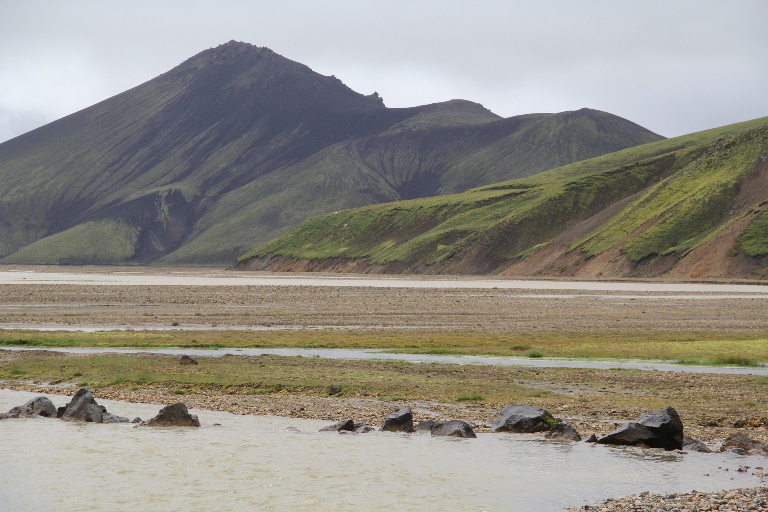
[456,394,484,402]
[527,351,544,358]
[677,356,762,368]
[716,356,762,367]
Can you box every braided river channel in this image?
[1,388,765,511]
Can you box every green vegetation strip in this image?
[0,353,546,404]
[3,352,768,421]
[0,330,766,365]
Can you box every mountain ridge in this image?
[0,41,662,265]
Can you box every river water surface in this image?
[0,389,764,511]
[3,269,768,294]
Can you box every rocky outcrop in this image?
[0,396,57,419]
[490,405,557,433]
[545,422,582,442]
[430,420,477,439]
[381,409,414,433]
[597,407,684,450]
[59,388,106,423]
[144,403,200,427]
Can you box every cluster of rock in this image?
[316,404,712,453]
[0,388,200,427]
[10,392,768,458]
[317,408,478,438]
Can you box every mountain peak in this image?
[203,40,274,61]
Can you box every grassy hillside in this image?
[0,41,661,265]
[236,116,768,279]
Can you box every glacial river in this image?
[2,268,768,294]
[0,389,764,512]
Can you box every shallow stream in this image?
[0,389,764,511]
[4,346,768,376]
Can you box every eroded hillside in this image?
[237,117,768,279]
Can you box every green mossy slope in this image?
[2,221,139,265]
[237,117,768,278]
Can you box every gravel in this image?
[570,487,768,511]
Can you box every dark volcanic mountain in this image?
[0,41,663,265]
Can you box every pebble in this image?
[569,487,768,511]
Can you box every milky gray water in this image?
[2,269,768,294]
[0,389,765,512]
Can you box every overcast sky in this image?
[1,0,766,143]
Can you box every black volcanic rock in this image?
[597,407,684,451]
[545,422,582,442]
[143,403,200,427]
[490,404,557,433]
[59,388,105,423]
[319,419,355,432]
[0,396,57,419]
[381,409,414,433]
[430,420,477,438]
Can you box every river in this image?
[2,269,768,294]
[0,389,764,512]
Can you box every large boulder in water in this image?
[490,405,557,433]
[430,420,477,439]
[597,407,683,450]
[381,409,414,433]
[0,396,57,419]
[144,403,200,427]
[59,388,105,423]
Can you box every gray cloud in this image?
[1,0,766,142]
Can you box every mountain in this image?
[0,41,662,265]
[236,117,768,280]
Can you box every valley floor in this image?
[1,266,767,510]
